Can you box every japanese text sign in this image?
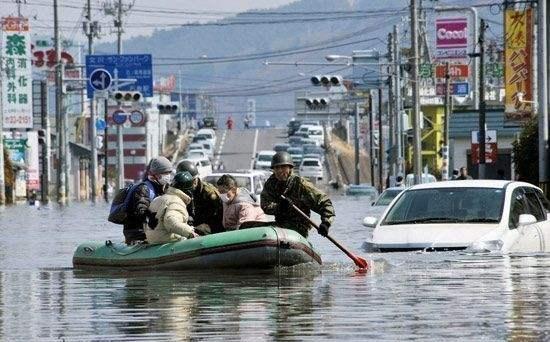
[504,8,533,124]
[435,17,468,60]
[1,17,33,128]
[85,54,153,98]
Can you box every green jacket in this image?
[189,179,224,234]
[261,174,335,237]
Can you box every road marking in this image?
[250,129,259,170]
[214,129,227,169]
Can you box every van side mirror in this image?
[518,214,537,226]
[362,216,377,228]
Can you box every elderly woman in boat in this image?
[216,174,267,230]
[146,171,199,244]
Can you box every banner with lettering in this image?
[504,8,533,125]
[1,16,33,128]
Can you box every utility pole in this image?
[54,0,66,205]
[378,88,384,191]
[394,25,404,176]
[478,19,487,179]
[410,0,422,184]
[442,62,451,181]
[104,98,109,202]
[84,0,99,202]
[105,0,133,190]
[368,93,375,186]
[537,0,549,193]
[40,81,51,205]
[388,32,395,177]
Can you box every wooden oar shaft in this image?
[280,195,368,269]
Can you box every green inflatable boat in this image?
[73,226,321,270]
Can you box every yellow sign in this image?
[504,8,533,124]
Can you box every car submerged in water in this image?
[363,180,550,253]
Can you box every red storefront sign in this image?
[435,64,469,78]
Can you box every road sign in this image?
[435,64,469,78]
[85,54,153,99]
[112,109,127,125]
[129,110,145,125]
[471,143,498,164]
[89,68,112,91]
[471,130,498,164]
[436,82,469,96]
[471,130,497,144]
[95,118,107,130]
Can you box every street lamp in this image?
[325,55,352,64]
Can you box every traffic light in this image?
[310,75,343,87]
[112,91,142,102]
[305,97,330,109]
[37,129,46,145]
[157,102,179,114]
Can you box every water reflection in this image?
[70,268,323,340]
[1,199,550,340]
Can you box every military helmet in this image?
[172,171,194,191]
[271,151,294,168]
[176,160,199,178]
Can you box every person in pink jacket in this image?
[216,174,267,230]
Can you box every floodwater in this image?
[1,195,550,341]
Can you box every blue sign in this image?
[95,119,107,130]
[436,82,470,96]
[112,110,127,125]
[452,82,469,96]
[89,69,112,91]
[86,54,153,99]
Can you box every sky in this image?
[1,0,298,43]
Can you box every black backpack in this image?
[108,181,156,224]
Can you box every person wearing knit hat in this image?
[123,156,174,245]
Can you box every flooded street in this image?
[1,196,550,341]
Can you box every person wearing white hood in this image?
[216,174,267,230]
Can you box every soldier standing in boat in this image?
[176,160,224,235]
[261,151,335,238]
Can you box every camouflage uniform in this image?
[188,179,225,234]
[261,174,335,237]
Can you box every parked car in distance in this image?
[287,147,303,167]
[204,170,267,198]
[254,150,276,170]
[188,143,206,153]
[299,158,323,180]
[288,136,303,147]
[273,143,290,153]
[346,184,379,199]
[405,173,436,187]
[192,135,207,144]
[306,126,324,146]
[201,142,214,158]
[287,120,302,136]
[301,120,320,126]
[184,150,208,160]
[196,128,217,146]
[363,180,550,253]
[202,116,217,129]
[303,145,324,163]
[366,187,406,219]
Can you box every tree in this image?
[512,116,538,184]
